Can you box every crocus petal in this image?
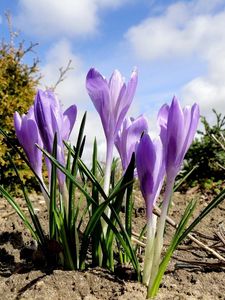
[62,105,77,141]
[181,103,200,158]
[109,70,124,109]
[114,69,138,135]
[26,119,43,177]
[166,97,185,174]
[157,104,169,149]
[34,90,55,152]
[159,96,200,179]
[115,118,131,168]
[126,115,148,157]
[86,68,110,139]
[115,115,148,171]
[86,69,109,115]
[14,111,22,133]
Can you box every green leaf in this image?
[49,134,57,239]
[53,210,75,270]
[174,165,197,192]
[178,187,225,244]
[0,185,37,240]
[6,154,46,245]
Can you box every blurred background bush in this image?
[178,109,225,193]
[0,14,40,193]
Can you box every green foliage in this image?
[0,115,141,278]
[0,26,40,192]
[180,109,225,190]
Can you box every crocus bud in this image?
[136,133,165,218]
[14,106,43,180]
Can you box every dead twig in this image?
[173,256,225,268]
[51,60,73,91]
[216,224,225,246]
[1,211,16,218]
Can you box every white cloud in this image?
[14,0,128,39]
[40,39,87,108]
[15,0,97,38]
[126,0,225,117]
[181,49,225,118]
[126,0,225,61]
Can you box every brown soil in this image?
[0,189,225,300]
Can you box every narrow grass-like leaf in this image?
[39,146,140,275]
[68,112,87,225]
[110,205,141,278]
[53,210,75,270]
[178,187,225,244]
[105,154,135,268]
[7,154,46,245]
[49,134,57,239]
[174,165,197,192]
[91,138,102,266]
[125,156,135,238]
[66,144,72,188]
[0,186,37,240]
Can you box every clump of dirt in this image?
[0,189,225,299]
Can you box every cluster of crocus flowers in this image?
[14,89,77,209]
[135,96,200,292]
[12,66,200,298]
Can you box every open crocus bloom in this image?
[14,106,43,181]
[158,96,200,179]
[34,89,77,189]
[115,115,148,172]
[86,68,138,143]
[86,68,138,196]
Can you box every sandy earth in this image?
[0,189,225,300]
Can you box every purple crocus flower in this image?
[86,68,138,195]
[135,133,165,285]
[115,115,148,171]
[14,106,43,180]
[34,89,77,189]
[136,133,165,219]
[158,96,200,179]
[145,98,200,291]
[86,68,138,143]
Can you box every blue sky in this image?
[1,0,225,159]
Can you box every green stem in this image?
[142,214,157,285]
[102,138,114,235]
[103,138,114,196]
[149,177,175,291]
